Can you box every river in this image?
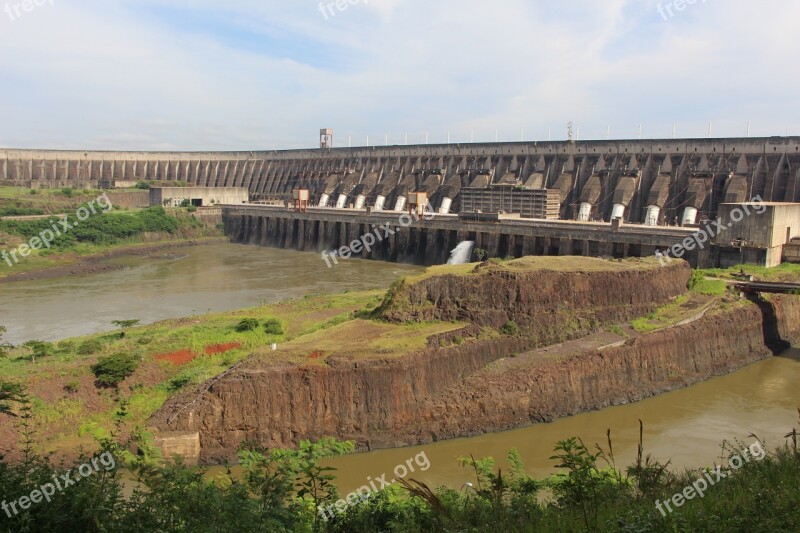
[1,243,798,493]
[0,243,424,345]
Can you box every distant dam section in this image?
[4,137,800,227]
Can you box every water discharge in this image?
[447,241,475,265]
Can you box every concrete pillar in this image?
[645,205,660,226]
[682,207,698,226]
[578,202,592,222]
[611,203,625,220]
[438,197,453,214]
[374,195,386,210]
[319,193,330,207]
[354,195,366,209]
[394,196,407,212]
[336,194,348,209]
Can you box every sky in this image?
[0,0,798,151]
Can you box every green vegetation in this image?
[0,405,798,532]
[263,318,285,335]
[0,326,12,358]
[500,320,521,336]
[0,380,23,416]
[91,353,140,388]
[236,318,260,332]
[134,181,150,190]
[0,205,179,250]
[77,338,104,355]
[0,206,44,217]
[698,262,800,282]
[21,340,54,365]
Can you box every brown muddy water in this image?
[1,243,798,494]
[318,349,800,494]
[0,243,424,345]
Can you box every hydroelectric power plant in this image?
[4,136,800,268]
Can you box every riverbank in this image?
[0,237,228,283]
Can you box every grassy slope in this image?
[0,286,468,456]
[0,186,223,279]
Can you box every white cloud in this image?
[0,0,797,150]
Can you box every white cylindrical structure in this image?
[645,205,660,226]
[394,196,407,212]
[438,197,453,215]
[611,203,626,220]
[682,207,698,226]
[374,195,386,211]
[578,202,592,222]
[354,195,366,210]
[335,194,348,209]
[318,194,330,207]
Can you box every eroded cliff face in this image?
[379,260,691,328]
[402,297,800,443]
[150,264,800,465]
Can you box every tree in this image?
[91,353,139,388]
[112,319,141,329]
[474,247,487,262]
[0,380,24,416]
[111,319,140,338]
[22,340,55,364]
[0,326,13,358]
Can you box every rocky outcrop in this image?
[406,297,800,442]
[150,263,798,465]
[378,259,690,328]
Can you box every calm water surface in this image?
[0,243,424,345]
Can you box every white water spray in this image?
[447,241,475,265]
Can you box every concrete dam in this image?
[4,137,800,267]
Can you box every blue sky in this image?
[0,0,797,150]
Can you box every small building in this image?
[149,187,249,208]
[459,186,561,219]
[713,202,800,267]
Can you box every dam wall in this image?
[222,205,710,267]
[5,136,800,224]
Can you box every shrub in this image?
[64,380,80,394]
[500,320,521,336]
[77,339,104,355]
[235,318,260,332]
[91,353,139,388]
[187,205,197,213]
[168,375,192,392]
[134,181,150,190]
[57,340,76,354]
[688,270,705,290]
[263,318,284,336]
[61,187,74,198]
